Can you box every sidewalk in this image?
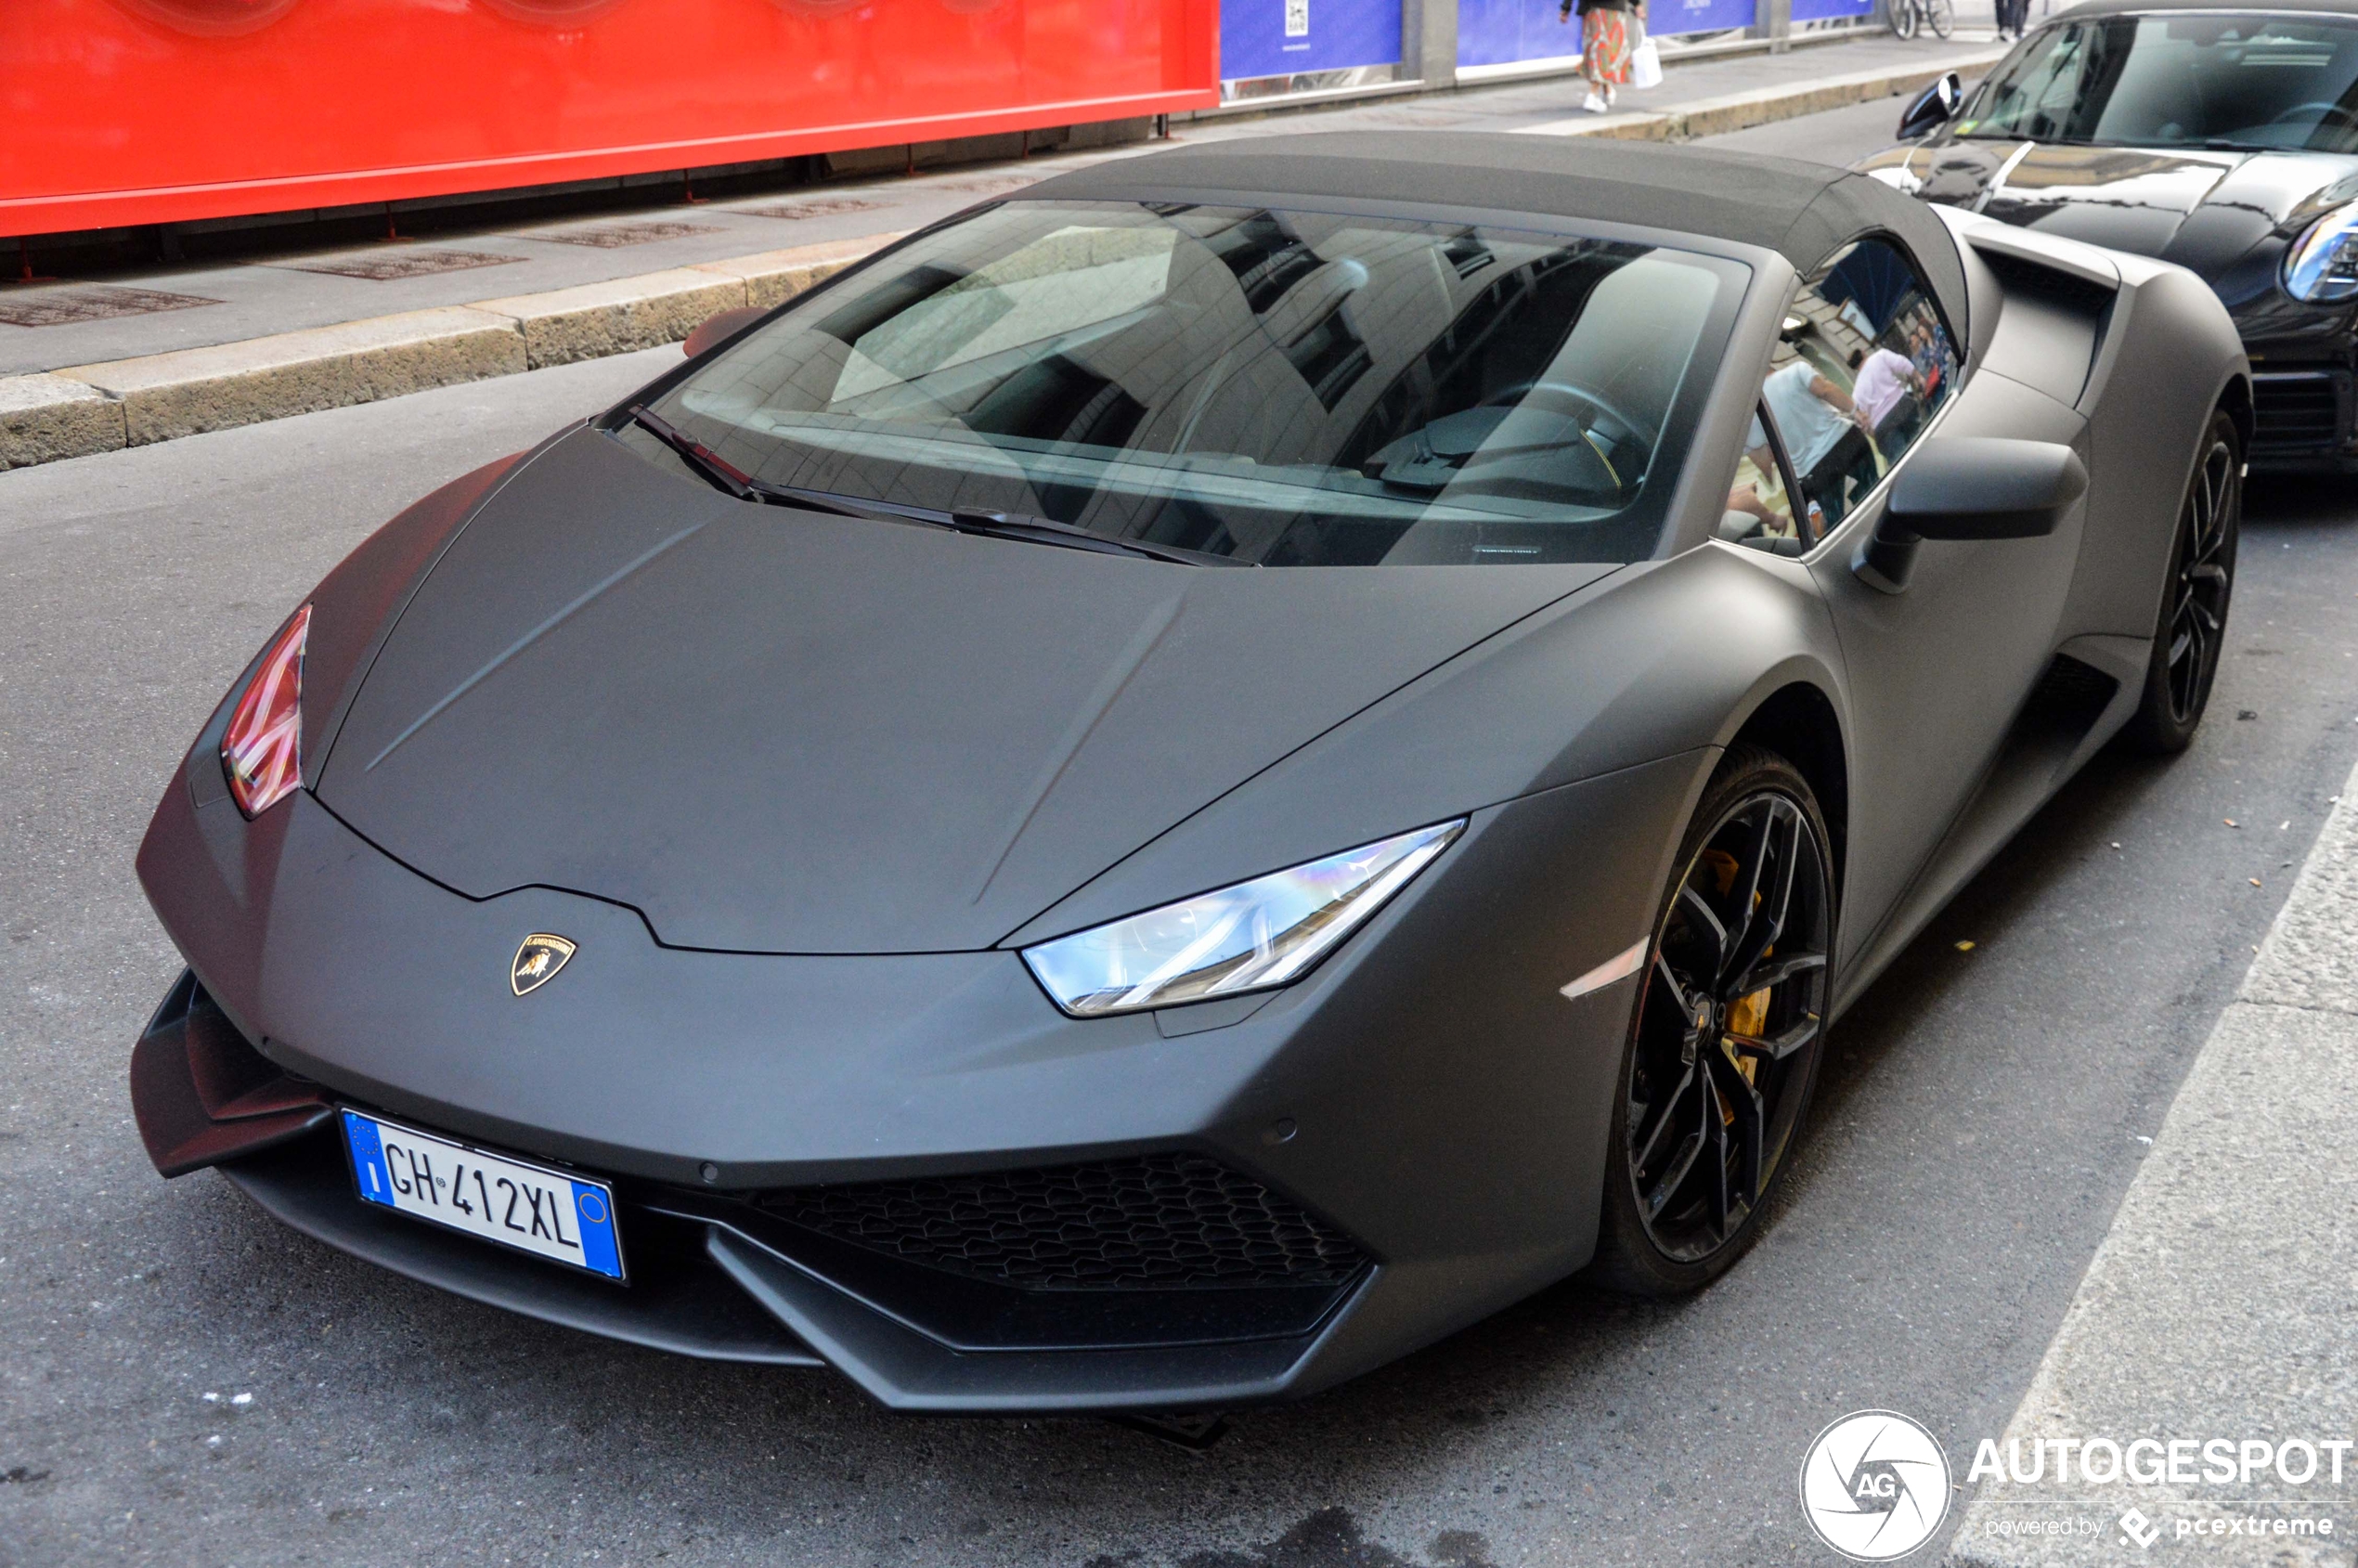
[1947,758,2358,1567]
[0,29,2005,470]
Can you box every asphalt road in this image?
[1696,93,1926,161]
[6,106,2358,1568]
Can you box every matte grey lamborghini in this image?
[133,134,2248,1415]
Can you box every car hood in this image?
[1859,138,2358,278]
[314,428,1613,953]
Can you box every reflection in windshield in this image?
[627,202,1746,566]
[1958,14,2358,152]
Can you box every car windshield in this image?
[628,201,1749,566]
[1956,13,2358,152]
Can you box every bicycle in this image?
[1888,0,1955,40]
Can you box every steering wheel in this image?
[1481,379,1655,449]
[2269,100,2358,129]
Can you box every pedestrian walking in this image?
[1561,0,1646,113]
[1993,0,2029,39]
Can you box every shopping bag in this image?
[1630,32,1664,89]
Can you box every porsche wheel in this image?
[2123,409,2239,755]
[1588,746,1834,1295]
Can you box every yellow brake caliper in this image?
[1694,848,1769,1113]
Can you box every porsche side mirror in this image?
[1855,437,2087,593]
[682,305,767,358]
[1896,71,1963,140]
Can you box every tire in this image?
[1891,0,1919,41]
[1927,0,1955,37]
[2121,408,2240,755]
[1587,745,1837,1296]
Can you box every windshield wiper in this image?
[627,406,925,525]
[626,407,1250,566]
[625,405,769,501]
[941,508,1253,567]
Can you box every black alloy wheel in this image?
[2125,409,2240,754]
[1589,746,1834,1294]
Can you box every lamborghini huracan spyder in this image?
[132,135,2248,1414]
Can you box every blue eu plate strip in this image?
[343,1110,394,1208]
[572,1183,622,1279]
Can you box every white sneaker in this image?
[1582,90,1608,113]
[1603,84,1617,108]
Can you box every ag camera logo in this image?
[1800,1410,1952,1561]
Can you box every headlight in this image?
[1021,820,1465,1017]
[2284,201,2358,303]
[220,604,311,818]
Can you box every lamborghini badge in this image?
[511,934,577,996]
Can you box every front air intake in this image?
[759,1152,1368,1291]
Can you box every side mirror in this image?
[1896,71,1963,140]
[682,305,767,358]
[1855,437,2086,593]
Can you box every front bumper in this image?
[133,746,1706,1411]
[2250,368,2358,470]
[2222,287,2358,470]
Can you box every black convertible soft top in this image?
[1029,131,1970,339]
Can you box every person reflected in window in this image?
[1762,358,1876,528]
[1724,482,1786,535]
[1908,319,1951,401]
[1850,340,1925,451]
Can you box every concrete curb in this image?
[0,52,2003,473]
[0,235,889,469]
[1515,51,2005,141]
[58,306,527,450]
[0,372,126,467]
[1943,761,2358,1567]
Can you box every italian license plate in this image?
[340,1108,625,1281]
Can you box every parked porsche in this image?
[1861,0,2358,470]
[133,134,2247,1415]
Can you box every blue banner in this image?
[1458,0,1753,67]
[1655,0,1756,32]
[1790,0,1872,18]
[1222,0,1405,80]
[1457,0,1579,67]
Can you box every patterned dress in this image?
[1581,8,1634,85]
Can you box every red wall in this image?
[1,0,1219,236]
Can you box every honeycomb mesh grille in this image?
[761,1153,1368,1291]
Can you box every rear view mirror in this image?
[1856,437,2087,592]
[1897,71,1963,140]
[682,305,767,358]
